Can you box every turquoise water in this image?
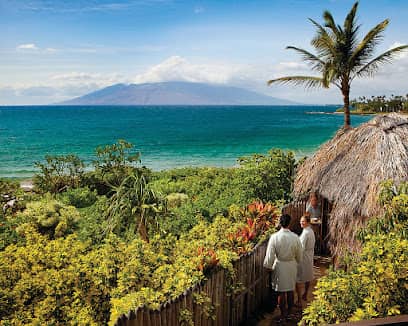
[0,105,371,177]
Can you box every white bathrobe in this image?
[297,226,315,282]
[263,228,303,292]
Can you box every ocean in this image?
[0,105,372,177]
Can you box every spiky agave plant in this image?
[105,170,165,242]
[268,1,407,128]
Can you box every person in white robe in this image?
[296,215,316,305]
[264,214,303,319]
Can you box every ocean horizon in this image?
[0,105,372,178]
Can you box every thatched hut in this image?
[293,113,408,257]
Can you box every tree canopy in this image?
[268,1,407,128]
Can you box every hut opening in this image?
[283,194,332,255]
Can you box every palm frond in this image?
[322,62,338,88]
[267,76,326,89]
[323,10,340,37]
[344,2,358,34]
[286,46,325,71]
[353,45,408,79]
[350,19,389,68]
[343,2,360,56]
[309,18,336,57]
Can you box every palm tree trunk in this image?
[138,222,149,242]
[137,213,149,242]
[342,85,351,128]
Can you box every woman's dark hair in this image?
[280,214,291,228]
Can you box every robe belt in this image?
[276,258,295,262]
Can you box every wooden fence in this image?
[282,199,308,235]
[114,240,273,326]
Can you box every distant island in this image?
[58,81,299,106]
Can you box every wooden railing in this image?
[282,199,308,235]
[114,240,272,326]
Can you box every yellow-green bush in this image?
[17,196,81,239]
[0,227,97,325]
[301,232,408,325]
[108,216,242,324]
[0,201,277,325]
[301,183,408,325]
[0,229,146,325]
[108,212,276,324]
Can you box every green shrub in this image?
[151,150,296,235]
[0,218,21,251]
[0,179,21,199]
[301,182,408,325]
[0,229,126,325]
[16,196,81,239]
[33,155,85,194]
[237,149,297,203]
[0,179,28,218]
[76,196,109,245]
[59,186,98,208]
[88,140,146,195]
[301,232,408,325]
[166,192,189,208]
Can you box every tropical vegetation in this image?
[301,181,408,325]
[0,140,288,325]
[267,1,408,128]
[347,94,408,114]
[1,139,407,325]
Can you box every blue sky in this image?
[1,0,407,105]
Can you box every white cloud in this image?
[51,72,100,82]
[388,41,408,59]
[277,61,308,70]
[0,70,129,104]
[45,47,58,53]
[132,56,240,84]
[16,43,61,54]
[50,71,125,86]
[1,54,407,105]
[16,43,39,50]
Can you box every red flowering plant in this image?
[228,201,278,255]
[196,246,220,273]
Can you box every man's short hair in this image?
[280,214,291,228]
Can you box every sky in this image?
[1,0,407,105]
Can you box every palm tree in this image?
[268,2,407,128]
[105,170,165,242]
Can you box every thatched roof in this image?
[294,113,408,257]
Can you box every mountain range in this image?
[59,81,297,105]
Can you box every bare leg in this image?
[287,291,294,315]
[277,292,287,318]
[295,283,302,305]
[302,281,310,301]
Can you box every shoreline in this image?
[20,179,34,191]
[306,111,376,116]
[0,149,317,180]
